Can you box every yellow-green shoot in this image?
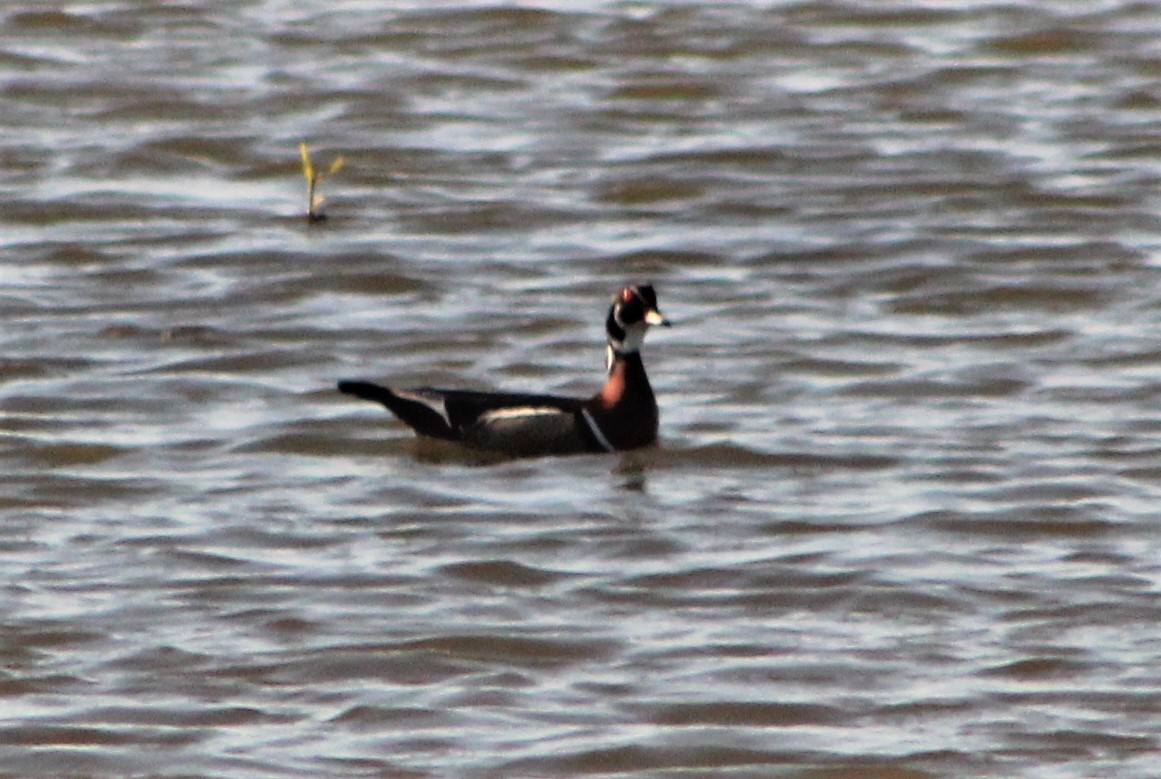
[300,142,344,222]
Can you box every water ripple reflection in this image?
[4,1,1161,778]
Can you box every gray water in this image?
[4,2,1161,777]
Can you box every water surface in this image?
[4,2,1161,777]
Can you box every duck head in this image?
[605,283,670,358]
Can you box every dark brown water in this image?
[4,2,1161,777]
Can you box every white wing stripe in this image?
[581,408,616,452]
[481,406,564,421]
[397,390,452,427]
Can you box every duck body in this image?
[338,284,669,458]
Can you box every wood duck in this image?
[338,284,670,457]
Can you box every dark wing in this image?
[338,381,459,439]
[338,381,600,454]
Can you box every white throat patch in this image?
[609,323,647,356]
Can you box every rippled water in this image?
[5,1,1161,777]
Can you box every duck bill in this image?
[645,309,671,327]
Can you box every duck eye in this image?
[618,294,645,324]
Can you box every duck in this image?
[338,284,670,457]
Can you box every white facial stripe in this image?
[581,408,616,452]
